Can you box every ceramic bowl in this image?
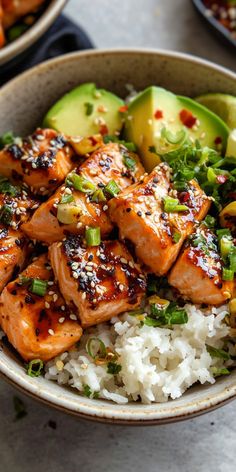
[0,0,67,66]
[0,49,236,424]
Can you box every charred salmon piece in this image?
[2,0,45,29]
[0,226,29,293]
[78,142,145,189]
[0,128,75,196]
[109,163,211,276]
[22,183,113,244]
[168,225,234,305]
[49,236,146,328]
[0,178,39,230]
[0,253,82,362]
[0,1,5,48]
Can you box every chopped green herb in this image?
[8,24,28,42]
[83,384,99,399]
[163,197,189,213]
[211,367,230,378]
[0,205,13,225]
[203,215,216,228]
[26,359,44,377]
[149,145,156,154]
[13,396,27,421]
[107,362,122,375]
[60,194,74,204]
[103,135,137,151]
[207,345,231,360]
[104,180,120,198]
[0,177,18,196]
[144,301,188,327]
[123,154,136,171]
[220,236,233,261]
[84,102,94,116]
[66,173,96,194]
[30,279,48,297]
[0,131,15,149]
[86,337,107,360]
[19,276,32,286]
[85,227,101,246]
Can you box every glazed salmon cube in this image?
[49,236,146,327]
[21,142,143,244]
[0,128,75,195]
[79,142,145,189]
[0,253,82,361]
[22,183,113,244]
[0,226,29,293]
[168,225,234,305]
[109,163,211,276]
[0,178,39,230]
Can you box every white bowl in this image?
[0,49,236,424]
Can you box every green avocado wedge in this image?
[43,83,124,137]
[124,86,229,172]
[195,93,236,129]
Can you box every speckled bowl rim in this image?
[0,48,236,425]
[0,0,67,66]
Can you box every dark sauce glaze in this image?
[0,185,39,229]
[187,226,223,286]
[63,234,146,309]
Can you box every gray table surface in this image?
[0,1,235,471]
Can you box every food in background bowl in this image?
[0,82,235,405]
[0,0,48,49]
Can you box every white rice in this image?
[45,304,231,404]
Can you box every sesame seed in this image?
[59,317,65,323]
[61,305,65,311]
[65,187,72,194]
[48,281,54,286]
[120,258,127,264]
[76,222,83,228]
[119,284,125,291]
[36,134,44,141]
[81,363,88,369]
[129,261,135,268]
[48,329,54,335]
[87,272,93,277]
[72,271,79,279]
[82,292,86,300]
[40,187,46,192]
[45,302,50,309]
[70,314,77,321]
[53,294,58,302]
[103,205,108,211]
[48,291,54,295]
[32,163,37,169]
[56,360,64,371]
[71,262,79,270]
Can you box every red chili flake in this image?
[214,136,222,145]
[179,191,190,203]
[154,109,163,120]
[216,174,228,184]
[89,136,99,145]
[119,105,128,113]
[179,109,197,129]
[99,124,109,136]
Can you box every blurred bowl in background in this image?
[0,0,67,66]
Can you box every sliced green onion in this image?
[86,337,107,360]
[211,367,230,378]
[0,205,13,225]
[104,180,120,197]
[220,236,233,261]
[91,189,106,203]
[19,276,32,286]
[203,215,216,228]
[123,154,136,171]
[161,127,186,145]
[30,279,48,297]
[26,359,44,377]
[84,102,94,116]
[66,173,96,194]
[229,248,236,272]
[0,131,15,149]
[206,345,231,360]
[145,302,188,327]
[107,362,122,375]
[60,193,74,204]
[222,268,234,281]
[163,197,189,213]
[172,230,181,243]
[217,228,232,240]
[85,227,101,246]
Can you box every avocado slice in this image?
[124,86,229,172]
[195,93,236,129]
[43,83,124,137]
